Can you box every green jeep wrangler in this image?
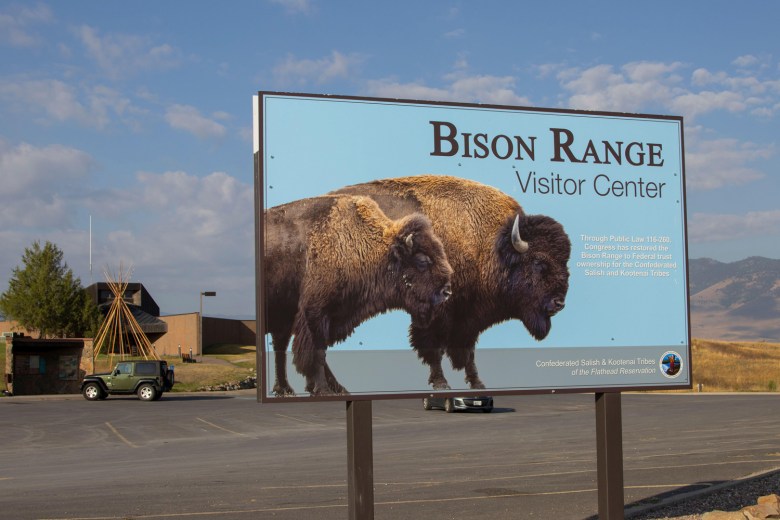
[81,360,175,401]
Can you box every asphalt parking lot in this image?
[1,391,778,519]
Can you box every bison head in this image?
[497,212,571,340]
[390,214,453,326]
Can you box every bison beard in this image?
[265,195,453,396]
[332,175,571,390]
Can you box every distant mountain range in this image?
[689,256,780,341]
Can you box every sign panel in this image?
[254,92,690,402]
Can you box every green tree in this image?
[0,241,100,338]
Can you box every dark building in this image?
[85,282,168,346]
[4,333,95,395]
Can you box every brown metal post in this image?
[347,400,374,520]
[596,392,625,519]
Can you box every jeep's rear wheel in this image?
[137,384,157,401]
[83,383,104,401]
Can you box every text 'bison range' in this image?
[265,194,454,396]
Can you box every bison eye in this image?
[414,253,432,271]
[532,259,546,274]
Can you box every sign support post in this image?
[595,392,625,520]
[346,400,374,520]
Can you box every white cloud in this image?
[443,28,465,39]
[91,170,254,312]
[558,59,780,119]
[367,74,532,106]
[0,139,92,228]
[449,75,532,106]
[669,90,747,119]
[0,78,134,128]
[367,80,450,101]
[732,54,759,69]
[691,68,764,93]
[0,3,52,47]
[689,210,780,243]
[623,61,684,83]
[685,137,774,190]
[273,51,363,85]
[75,25,181,79]
[0,139,92,195]
[165,104,227,140]
[559,61,684,113]
[134,170,253,241]
[269,0,315,15]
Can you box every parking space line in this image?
[196,417,247,436]
[104,422,138,449]
[262,468,595,490]
[274,413,323,426]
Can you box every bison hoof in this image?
[309,382,334,396]
[273,383,296,397]
[468,380,486,390]
[331,384,350,395]
[431,380,451,390]
[326,379,349,395]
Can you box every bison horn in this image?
[511,215,529,253]
[405,233,414,249]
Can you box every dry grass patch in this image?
[171,362,254,392]
[203,343,257,369]
[692,338,780,392]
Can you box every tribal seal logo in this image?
[660,351,682,378]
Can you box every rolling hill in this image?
[689,256,780,341]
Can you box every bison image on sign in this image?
[332,175,571,390]
[265,194,453,396]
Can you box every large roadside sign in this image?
[254,92,690,402]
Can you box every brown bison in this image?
[264,194,453,396]
[332,175,571,390]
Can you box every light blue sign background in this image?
[257,93,690,395]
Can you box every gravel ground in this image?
[628,469,780,519]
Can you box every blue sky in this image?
[1,1,779,319]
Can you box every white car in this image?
[422,396,493,413]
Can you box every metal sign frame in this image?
[254,91,690,403]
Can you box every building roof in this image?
[96,303,168,335]
[129,305,168,334]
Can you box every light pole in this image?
[199,291,216,357]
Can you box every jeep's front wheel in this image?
[137,384,157,401]
[83,383,104,401]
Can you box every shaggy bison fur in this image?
[264,194,453,396]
